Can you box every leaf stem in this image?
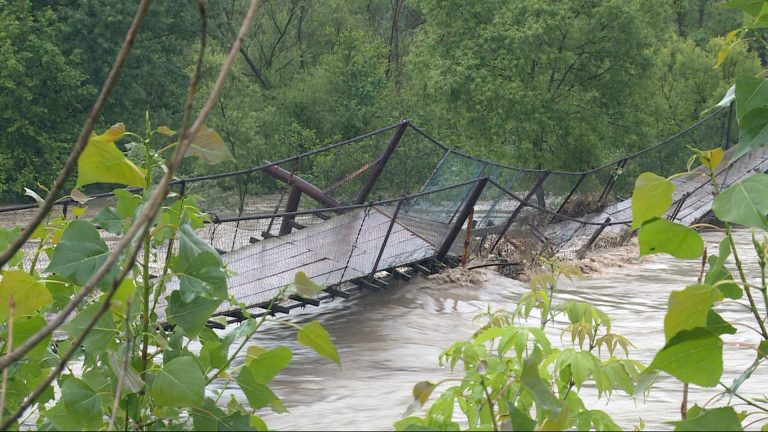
[140,113,153,380]
[0,297,14,425]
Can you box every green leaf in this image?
[291,271,324,298]
[712,174,768,230]
[62,303,116,353]
[631,172,674,229]
[520,357,563,414]
[185,125,233,164]
[43,401,84,430]
[61,378,103,430]
[671,406,743,431]
[507,402,536,432]
[706,310,737,336]
[0,270,51,322]
[76,123,146,188]
[0,227,23,267]
[297,320,340,366]
[649,328,723,387]
[12,315,50,359]
[736,75,768,122]
[191,398,256,431]
[114,189,142,219]
[735,107,768,158]
[46,219,112,286]
[699,148,724,170]
[705,238,742,300]
[244,346,292,384]
[157,126,177,136]
[638,218,704,259]
[151,356,205,408]
[94,207,123,235]
[107,352,144,394]
[724,0,765,16]
[236,368,281,410]
[166,291,221,337]
[664,284,722,342]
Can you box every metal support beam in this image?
[489,171,550,253]
[278,186,302,236]
[288,294,321,307]
[324,287,351,299]
[550,172,587,224]
[724,102,734,149]
[577,218,611,259]
[370,199,404,277]
[354,120,409,204]
[436,177,489,261]
[598,159,627,205]
[262,162,342,209]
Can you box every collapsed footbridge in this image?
[2,101,767,323]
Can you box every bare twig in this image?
[0,0,262,374]
[0,0,153,270]
[108,299,134,431]
[0,297,14,424]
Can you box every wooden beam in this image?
[262,161,343,210]
[354,120,409,204]
[279,186,302,236]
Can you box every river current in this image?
[225,229,767,430]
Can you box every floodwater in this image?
[224,229,768,431]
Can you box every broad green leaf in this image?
[166,291,221,337]
[724,0,765,16]
[244,346,292,384]
[151,356,205,407]
[236,368,281,410]
[0,270,51,322]
[76,123,146,188]
[61,378,103,430]
[631,172,674,229]
[705,238,742,299]
[576,410,622,432]
[735,107,768,158]
[291,271,324,298]
[297,320,340,366]
[664,284,722,341]
[736,75,768,121]
[185,125,233,164]
[699,147,724,170]
[638,218,704,259]
[649,328,723,387]
[507,402,536,432]
[192,398,255,431]
[43,401,84,430]
[176,252,228,302]
[46,219,111,286]
[712,174,768,230]
[671,406,743,431]
[94,206,123,234]
[114,189,142,219]
[171,224,227,303]
[706,310,737,336]
[520,357,563,414]
[715,46,729,68]
[0,227,23,267]
[62,303,116,353]
[107,352,144,394]
[12,315,50,359]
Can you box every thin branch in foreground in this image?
[0,0,261,374]
[0,0,153,270]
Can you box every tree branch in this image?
[0,0,153,270]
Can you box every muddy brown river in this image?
[216,229,768,431]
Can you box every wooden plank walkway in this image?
[211,207,437,315]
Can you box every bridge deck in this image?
[216,207,437,315]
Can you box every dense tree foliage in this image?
[0,0,763,200]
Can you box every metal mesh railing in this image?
[3,102,763,288]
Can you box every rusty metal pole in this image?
[461,208,474,268]
[278,186,302,236]
[354,120,409,204]
[437,177,488,261]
